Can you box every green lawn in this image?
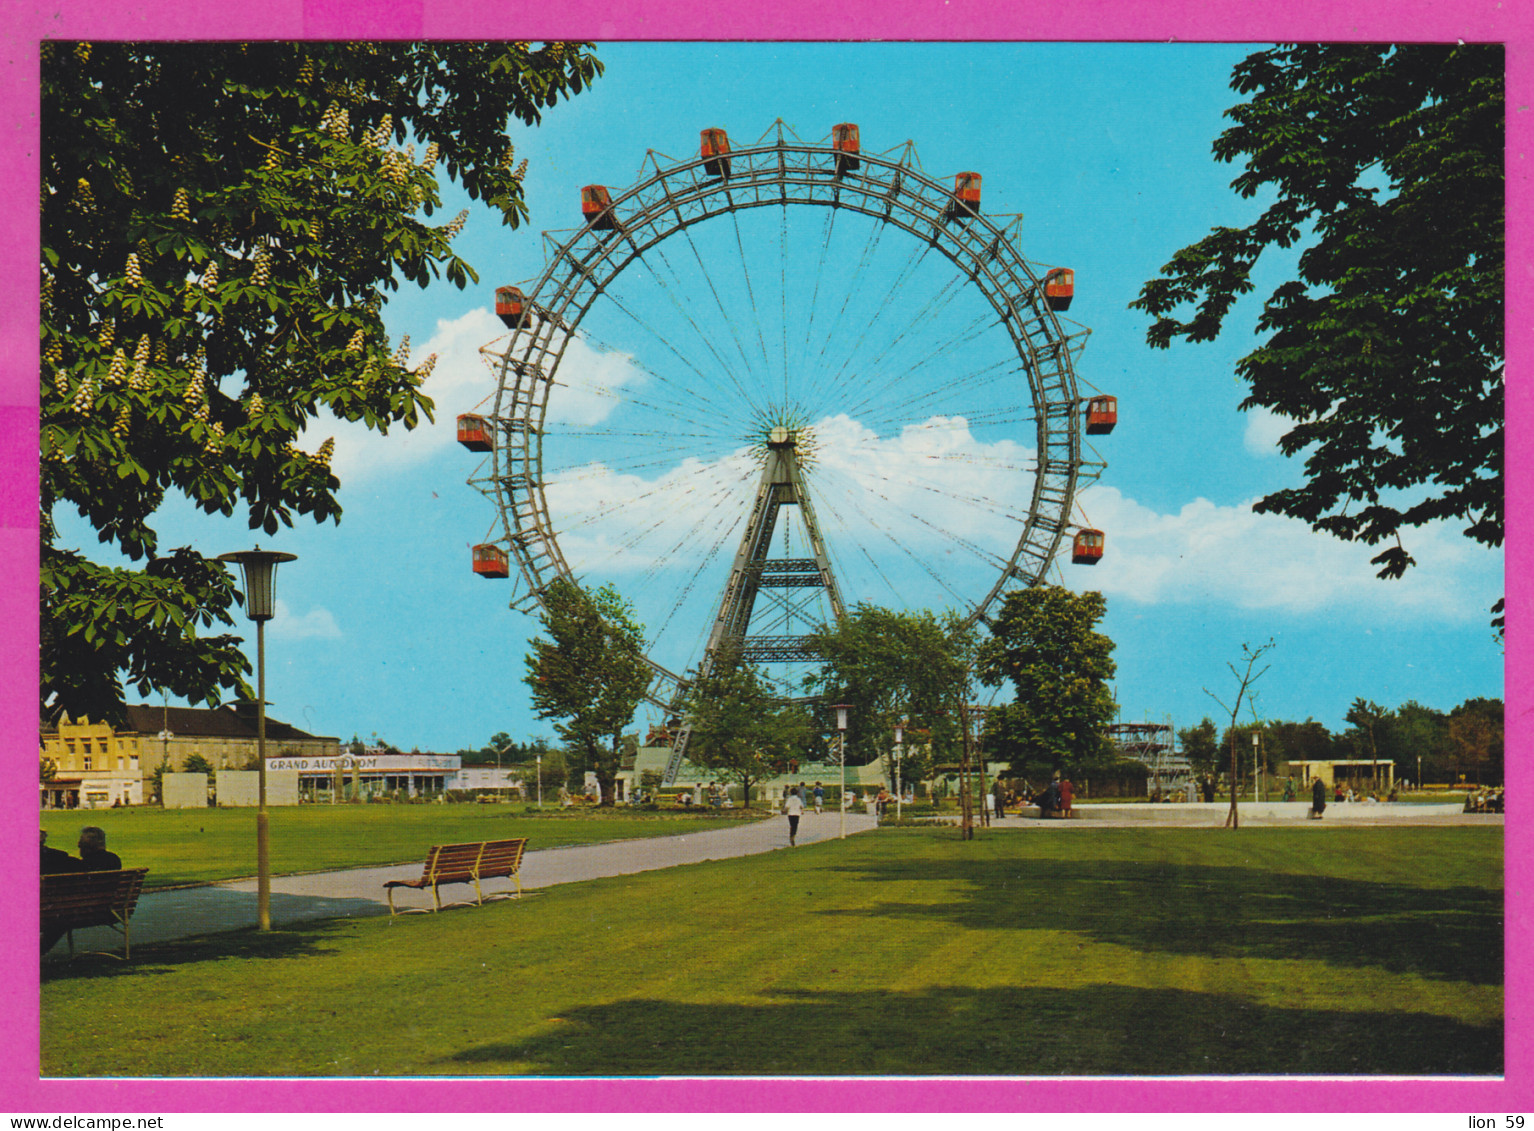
[40,805,758,888]
[41,826,1502,1077]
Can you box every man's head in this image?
[78,826,107,853]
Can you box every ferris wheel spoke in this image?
[728,207,775,379]
[553,324,742,424]
[852,352,1018,426]
[798,213,888,409]
[621,241,767,412]
[800,233,933,415]
[589,282,758,419]
[853,363,1024,431]
[646,473,761,653]
[840,307,1004,423]
[795,206,840,386]
[819,243,949,402]
[673,222,769,404]
[543,445,749,492]
[814,454,1020,569]
[562,467,751,581]
[808,243,973,414]
[859,465,1029,524]
[810,476,970,608]
[779,203,790,405]
[633,475,752,595]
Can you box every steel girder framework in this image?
[473,121,1098,714]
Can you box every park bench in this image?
[383,838,527,916]
[41,868,149,960]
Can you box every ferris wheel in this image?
[461,120,1115,730]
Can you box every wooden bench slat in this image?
[41,868,149,960]
[383,838,527,915]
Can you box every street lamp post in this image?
[218,546,296,933]
[894,723,904,822]
[494,739,512,803]
[536,753,543,809]
[833,704,852,839]
[1253,732,1260,803]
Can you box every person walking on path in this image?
[1311,776,1327,820]
[813,782,824,814]
[784,787,804,846]
[1059,777,1074,818]
[992,778,1006,819]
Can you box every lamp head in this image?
[218,546,297,622]
[832,704,852,732]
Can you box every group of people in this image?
[40,826,121,875]
[1306,776,1397,817]
[1464,787,1504,813]
[41,826,124,955]
[984,774,1073,818]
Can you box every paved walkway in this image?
[48,803,1498,958]
[47,809,878,958]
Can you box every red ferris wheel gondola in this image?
[1085,396,1118,435]
[457,414,494,452]
[472,544,510,578]
[1071,529,1105,565]
[701,128,732,178]
[1044,267,1075,312]
[581,184,618,230]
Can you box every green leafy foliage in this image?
[181,753,214,776]
[977,586,1117,777]
[680,658,811,806]
[1130,44,1503,601]
[803,605,978,773]
[1445,698,1504,784]
[1178,718,1220,778]
[523,580,649,806]
[41,40,603,724]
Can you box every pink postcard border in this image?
[3,0,1527,1113]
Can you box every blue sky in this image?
[57,42,1504,752]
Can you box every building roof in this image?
[122,704,337,744]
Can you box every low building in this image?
[452,767,524,796]
[267,750,461,801]
[41,704,340,808]
[40,715,143,809]
[1286,757,1397,792]
[126,703,339,775]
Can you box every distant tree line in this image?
[1178,697,1504,786]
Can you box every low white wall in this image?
[215,769,301,806]
[1082,801,1465,820]
[162,772,208,809]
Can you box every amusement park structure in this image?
[1105,720,1187,797]
[458,121,1117,785]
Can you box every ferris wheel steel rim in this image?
[473,127,1095,709]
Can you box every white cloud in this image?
[1243,406,1292,457]
[267,600,342,641]
[541,412,1038,583]
[1074,484,1500,622]
[545,333,645,427]
[518,405,1499,630]
[299,308,645,483]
